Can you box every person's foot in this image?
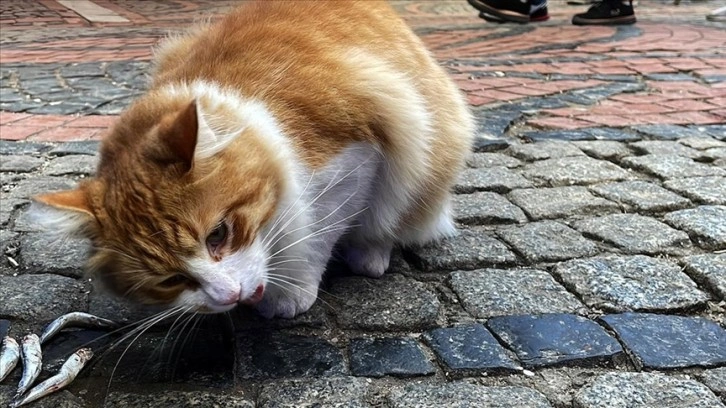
[572,0,636,25]
[478,7,550,23]
[468,0,548,24]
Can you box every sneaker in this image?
[572,0,636,25]
[468,0,547,24]
[478,7,550,23]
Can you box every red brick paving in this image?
[0,0,724,141]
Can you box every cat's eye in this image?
[159,274,191,288]
[206,223,229,257]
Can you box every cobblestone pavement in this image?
[1,1,725,407]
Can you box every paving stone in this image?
[44,154,98,176]
[0,140,51,155]
[0,155,44,172]
[508,141,584,161]
[699,367,726,397]
[236,332,345,379]
[258,377,371,407]
[466,152,522,168]
[704,147,726,161]
[0,274,87,322]
[574,372,723,408]
[349,337,435,378]
[633,124,707,140]
[19,233,89,277]
[450,268,583,318]
[521,156,632,187]
[683,254,726,299]
[498,221,599,262]
[679,136,726,150]
[622,154,726,179]
[630,140,704,159]
[0,386,84,408]
[486,314,623,368]
[665,205,726,249]
[601,313,726,369]
[7,176,77,200]
[329,275,440,331]
[48,141,100,156]
[455,167,533,194]
[663,177,726,205]
[105,391,254,408]
[452,192,527,225]
[554,255,708,312]
[574,213,691,254]
[591,180,692,212]
[572,140,633,160]
[472,138,510,153]
[508,186,618,220]
[387,382,552,408]
[408,227,517,271]
[522,127,640,142]
[423,324,520,375]
[690,125,726,140]
[0,197,24,226]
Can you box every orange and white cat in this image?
[30,1,474,318]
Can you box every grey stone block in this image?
[554,255,708,312]
[258,377,370,407]
[0,155,44,172]
[0,141,51,155]
[7,176,77,200]
[105,392,254,408]
[664,177,726,205]
[508,186,618,220]
[349,337,435,378]
[498,221,599,263]
[601,313,726,369]
[486,314,623,368]
[704,147,726,161]
[679,136,726,150]
[236,332,345,379]
[467,152,522,168]
[0,274,87,322]
[19,233,89,277]
[423,324,520,375]
[387,383,552,408]
[665,205,726,249]
[699,367,726,398]
[456,167,533,194]
[408,227,517,271]
[44,155,98,176]
[508,141,584,161]
[633,124,706,140]
[590,180,692,212]
[683,254,726,299]
[622,154,726,179]
[330,275,440,331]
[630,140,703,159]
[48,141,100,156]
[521,156,632,187]
[574,214,691,254]
[450,268,583,318]
[573,140,633,161]
[574,372,723,408]
[452,192,527,225]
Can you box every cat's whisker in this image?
[266,273,341,300]
[260,170,316,246]
[265,277,336,311]
[265,258,310,268]
[167,311,199,377]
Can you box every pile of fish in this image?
[0,313,119,407]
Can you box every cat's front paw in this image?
[340,242,392,278]
[254,282,318,319]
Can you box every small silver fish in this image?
[0,336,20,382]
[12,348,94,408]
[15,334,42,399]
[39,312,120,344]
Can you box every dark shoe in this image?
[468,0,532,23]
[479,6,550,23]
[572,1,636,25]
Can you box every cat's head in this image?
[29,84,286,313]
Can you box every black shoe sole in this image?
[468,0,530,23]
[572,15,636,25]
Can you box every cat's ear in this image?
[157,100,216,173]
[29,188,96,238]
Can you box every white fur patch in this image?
[24,201,91,238]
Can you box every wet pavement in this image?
[1,0,725,407]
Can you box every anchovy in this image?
[0,337,20,382]
[39,312,120,344]
[15,334,42,399]
[12,348,94,408]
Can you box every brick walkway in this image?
[1,1,725,407]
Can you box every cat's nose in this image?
[204,285,241,306]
